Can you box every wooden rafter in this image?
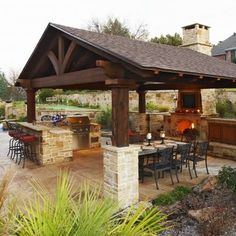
[47,36,77,75]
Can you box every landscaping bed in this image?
[158,170,236,236]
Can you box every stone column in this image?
[103,145,139,209]
[201,89,217,116]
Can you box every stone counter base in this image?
[209,142,236,161]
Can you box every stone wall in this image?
[20,124,73,165]
[216,89,236,104]
[201,89,217,115]
[103,145,139,209]
[4,90,236,122]
[39,129,73,165]
[129,112,164,135]
[57,90,177,112]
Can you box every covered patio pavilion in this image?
[16,23,236,208]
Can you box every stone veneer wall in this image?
[57,90,177,112]
[39,129,73,165]
[21,126,73,165]
[201,89,217,116]
[163,114,208,140]
[103,145,139,209]
[209,142,236,161]
[129,112,164,135]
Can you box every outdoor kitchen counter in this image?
[19,122,72,134]
[18,122,73,165]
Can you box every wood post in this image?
[138,90,146,113]
[106,79,135,147]
[111,87,129,147]
[26,88,36,123]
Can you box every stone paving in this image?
[0,131,236,201]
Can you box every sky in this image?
[1,0,236,76]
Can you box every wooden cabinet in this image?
[208,121,236,145]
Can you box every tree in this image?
[150,33,182,46]
[0,71,10,101]
[7,70,26,101]
[87,17,149,40]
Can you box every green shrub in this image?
[216,99,236,118]
[157,105,169,112]
[152,186,192,206]
[7,114,16,119]
[146,102,169,112]
[67,99,79,106]
[17,116,27,122]
[146,101,158,111]
[12,101,25,108]
[0,104,5,118]
[96,107,112,129]
[11,171,169,235]
[218,166,236,193]
[38,89,54,103]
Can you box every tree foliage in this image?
[150,33,182,46]
[0,71,9,101]
[37,89,54,103]
[88,17,149,40]
[8,70,26,101]
[0,70,26,101]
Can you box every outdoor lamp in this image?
[160,131,165,144]
[146,132,152,146]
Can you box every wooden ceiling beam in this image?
[58,36,64,67]
[62,41,77,72]
[96,60,125,78]
[47,36,77,75]
[31,68,109,88]
[47,50,60,75]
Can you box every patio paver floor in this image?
[1,131,236,201]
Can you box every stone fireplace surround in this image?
[163,113,208,140]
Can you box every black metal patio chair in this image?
[186,141,209,179]
[172,143,192,181]
[146,146,176,189]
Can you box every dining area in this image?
[136,132,209,192]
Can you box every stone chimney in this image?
[181,23,212,56]
[181,23,216,116]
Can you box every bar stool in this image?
[6,122,24,160]
[18,134,38,168]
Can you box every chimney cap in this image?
[182,23,210,30]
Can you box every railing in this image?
[208,118,236,145]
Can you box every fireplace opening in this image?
[176,119,192,133]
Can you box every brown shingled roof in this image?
[51,23,236,80]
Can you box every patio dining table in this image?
[138,139,187,183]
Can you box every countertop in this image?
[19,122,73,134]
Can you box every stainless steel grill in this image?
[66,115,90,150]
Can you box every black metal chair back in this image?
[196,141,208,158]
[155,146,174,165]
[177,143,191,162]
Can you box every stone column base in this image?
[103,145,139,209]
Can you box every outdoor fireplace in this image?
[164,88,207,138]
